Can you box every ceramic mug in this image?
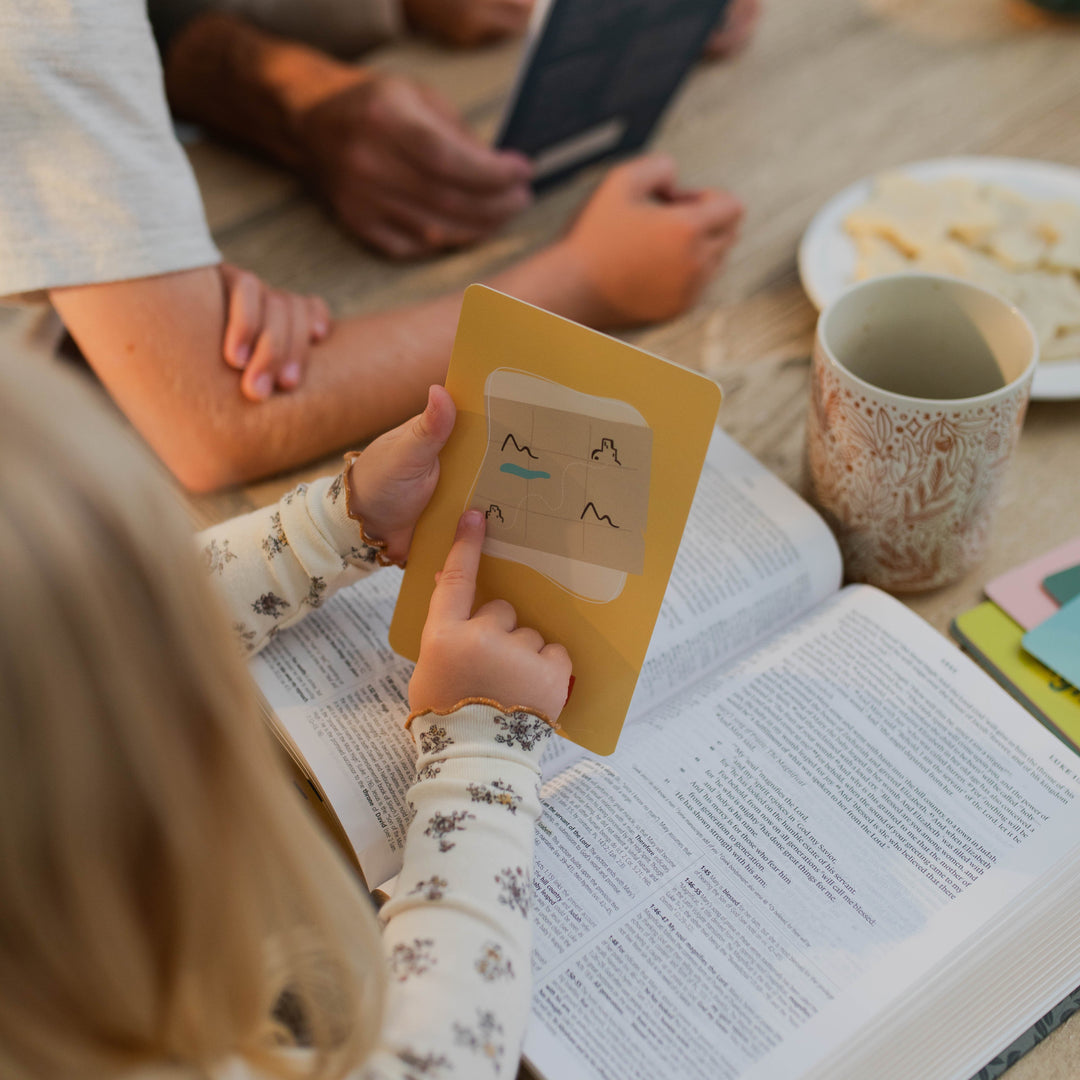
[806,273,1038,593]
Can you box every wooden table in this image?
[183,2,1080,1074]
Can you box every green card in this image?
[1043,563,1080,606]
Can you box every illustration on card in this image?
[467,370,653,602]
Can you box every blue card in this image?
[1023,593,1080,689]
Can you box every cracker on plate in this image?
[845,171,997,255]
[844,172,1080,360]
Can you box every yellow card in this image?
[952,601,1080,753]
[389,286,721,754]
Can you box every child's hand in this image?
[558,155,744,329]
[409,510,572,721]
[220,264,331,402]
[346,385,456,564]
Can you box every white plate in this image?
[797,156,1080,401]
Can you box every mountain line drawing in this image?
[580,502,619,528]
[501,433,539,459]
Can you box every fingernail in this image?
[564,674,576,706]
[281,362,300,387]
[313,320,328,339]
[252,373,273,401]
[233,344,250,368]
[457,509,484,537]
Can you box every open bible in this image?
[250,428,1080,1080]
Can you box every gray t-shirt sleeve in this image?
[0,0,220,300]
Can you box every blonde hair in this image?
[0,358,384,1079]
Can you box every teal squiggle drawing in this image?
[500,463,551,481]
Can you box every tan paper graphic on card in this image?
[390,286,720,755]
[471,371,651,601]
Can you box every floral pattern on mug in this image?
[807,357,1028,592]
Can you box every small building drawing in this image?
[590,437,621,466]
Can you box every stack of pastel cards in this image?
[1020,560,1080,691]
[951,536,1080,750]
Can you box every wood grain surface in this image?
[182,2,1080,1074]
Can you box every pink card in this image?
[985,536,1080,630]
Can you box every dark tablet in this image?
[495,0,732,188]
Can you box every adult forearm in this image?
[195,242,615,486]
[49,242,611,492]
[50,267,457,491]
[180,294,462,489]
[193,242,609,484]
[487,239,623,330]
[162,12,366,170]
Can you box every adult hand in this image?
[220,264,331,401]
[346,385,456,564]
[404,0,535,46]
[557,155,744,328]
[298,74,533,258]
[409,510,572,721]
[703,0,762,60]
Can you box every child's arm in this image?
[365,511,571,1077]
[196,386,455,655]
[371,704,551,1077]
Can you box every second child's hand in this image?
[220,264,330,401]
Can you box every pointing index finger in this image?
[427,510,486,624]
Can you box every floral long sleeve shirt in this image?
[196,468,552,1080]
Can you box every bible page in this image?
[524,585,1080,1080]
[250,569,416,889]
[248,427,840,885]
[628,428,842,720]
